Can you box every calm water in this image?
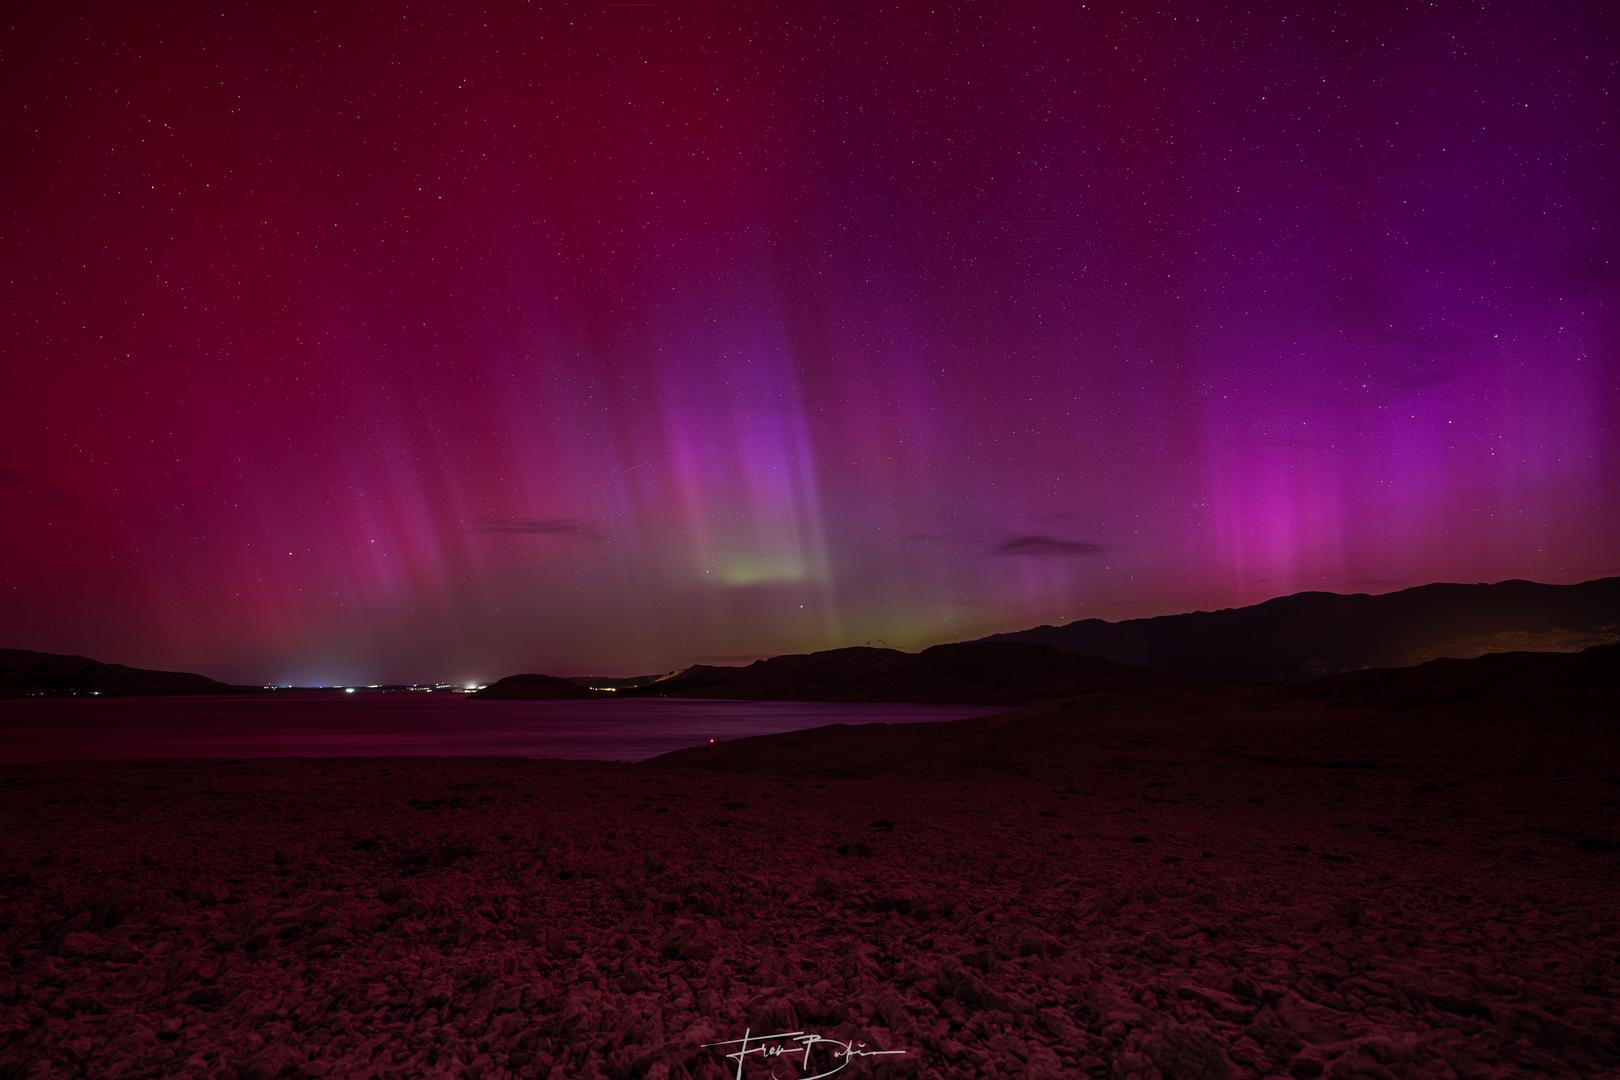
[0,693,1003,763]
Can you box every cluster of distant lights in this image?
[258,683,629,694]
[348,683,484,694]
[259,683,487,694]
[42,682,724,742]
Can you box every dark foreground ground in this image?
[1,686,1616,1078]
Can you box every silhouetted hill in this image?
[624,640,1161,704]
[470,673,599,700]
[977,577,1620,683]
[0,649,241,698]
[1297,641,1620,710]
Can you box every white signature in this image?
[703,1027,909,1079]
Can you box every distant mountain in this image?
[471,672,599,700]
[1297,641,1620,710]
[976,577,1620,683]
[623,641,1161,704]
[0,649,241,698]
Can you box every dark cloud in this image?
[0,469,24,485]
[990,535,1108,557]
[474,517,599,539]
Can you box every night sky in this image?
[4,3,1617,684]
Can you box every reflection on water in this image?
[0,693,1004,763]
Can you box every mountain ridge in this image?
[974,576,1620,683]
[477,641,1162,704]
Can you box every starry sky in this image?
[3,2,1617,684]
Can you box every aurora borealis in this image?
[3,3,1617,684]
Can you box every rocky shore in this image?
[1,689,1615,1077]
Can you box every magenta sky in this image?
[4,3,1617,684]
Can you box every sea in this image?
[0,692,1004,763]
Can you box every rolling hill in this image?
[977,576,1620,683]
[0,649,242,698]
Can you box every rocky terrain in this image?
[1,668,1616,1077]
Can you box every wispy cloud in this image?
[473,517,599,539]
[990,534,1108,557]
